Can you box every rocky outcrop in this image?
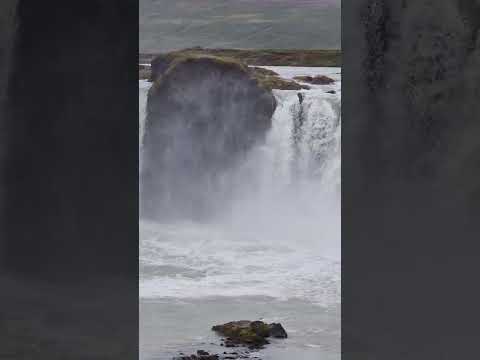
[212,321,288,348]
[293,75,335,85]
[140,55,277,219]
[252,67,310,90]
[144,51,308,90]
[172,321,287,359]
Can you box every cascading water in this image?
[139,66,341,359]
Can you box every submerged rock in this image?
[171,321,279,360]
[173,350,219,360]
[173,349,252,360]
[212,321,288,348]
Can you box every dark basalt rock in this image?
[140,55,277,219]
[267,323,288,339]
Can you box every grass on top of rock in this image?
[149,51,247,82]
[251,67,310,91]
[165,54,249,77]
[145,51,310,91]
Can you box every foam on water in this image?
[139,67,341,308]
[140,220,340,306]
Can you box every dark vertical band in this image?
[343,1,480,358]
[0,1,138,358]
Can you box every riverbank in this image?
[139,48,341,80]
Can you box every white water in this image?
[139,67,340,307]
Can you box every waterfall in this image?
[221,87,341,250]
[139,67,341,306]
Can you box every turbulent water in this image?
[139,67,341,359]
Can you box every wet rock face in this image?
[267,323,288,339]
[212,321,288,348]
[140,56,277,219]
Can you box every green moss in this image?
[249,66,309,90]
[250,321,270,337]
[251,67,279,77]
[237,329,266,345]
[164,54,247,76]
[150,51,248,82]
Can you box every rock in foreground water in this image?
[173,349,257,360]
[212,320,288,348]
[173,350,219,359]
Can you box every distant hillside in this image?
[140,0,341,52]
